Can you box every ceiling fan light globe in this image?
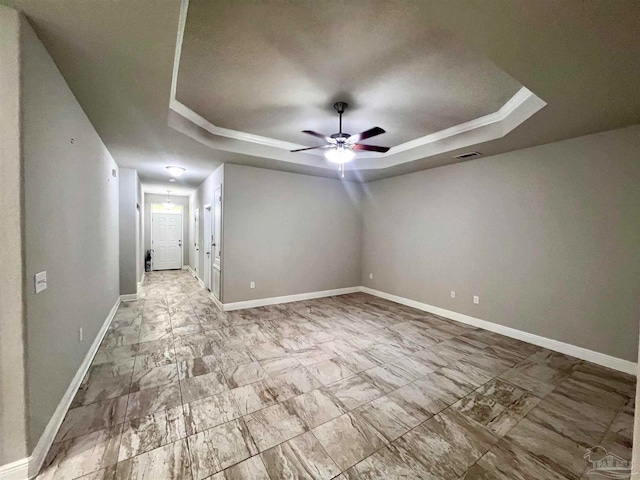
[325,147,355,164]
[166,166,186,177]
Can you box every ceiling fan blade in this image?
[302,130,333,142]
[348,127,385,144]
[290,145,331,152]
[353,144,390,153]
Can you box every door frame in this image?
[203,203,212,290]
[150,204,184,271]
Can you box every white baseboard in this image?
[361,287,637,375]
[185,265,196,277]
[221,286,361,311]
[197,277,205,289]
[120,293,138,302]
[25,297,121,479]
[137,272,145,292]
[210,291,224,311]
[0,457,29,480]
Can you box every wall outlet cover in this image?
[35,271,47,294]
[473,295,480,304]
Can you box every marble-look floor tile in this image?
[361,364,415,392]
[177,354,219,379]
[37,272,638,480]
[336,351,380,373]
[499,368,556,398]
[82,358,135,386]
[244,402,308,452]
[183,390,242,436]
[188,419,258,479]
[260,355,301,377]
[223,361,269,388]
[231,380,278,416]
[313,412,386,471]
[269,367,323,402]
[287,388,346,429]
[467,438,572,480]
[326,375,385,410]
[506,417,587,480]
[115,439,192,480]
[133,349,176,371]
[180,370,229,403]
[125,383,182,420]
[292,346,333,366]
[130,364,178,392]
[353,394,423,442]
[72,374,132,407]
[426,408,499,462]
[307,358,356,385]
[72,465,117,480]
[118,406,186,461]
[390,422,467,480]
[38,425,122,480]
[208,456,270,480]
[344,445,421,480]
[56,395,128,442]
[261,431,340,480]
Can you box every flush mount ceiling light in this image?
[290,102,390,178]
[164,190,172,209]
[166,166,185,177]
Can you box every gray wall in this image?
[0,6,28,466]
[119,168,141,295]
[144,193,190,269]
[361,125,640,361]
[21,15,120,450]
[190,164,224,285]
[223,164,362,304]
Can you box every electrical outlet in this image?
[451,291,455,298]
[473,295,480,304]
[250,281,255,289]
[369,273,373,279]
[79,327,84,342]
[35,271,47,294]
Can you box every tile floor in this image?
[37,270,635,479]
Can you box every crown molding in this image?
[169,0,546,172]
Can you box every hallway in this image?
[38,271,635,479]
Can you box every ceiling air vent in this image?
[453,151,482,159]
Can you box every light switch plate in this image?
[35,271,47,294]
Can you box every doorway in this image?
[193,208,200,277]
[203,204,212,290]
[151,209,183,270]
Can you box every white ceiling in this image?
[3,0,640,188]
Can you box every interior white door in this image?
[203,205,212,290]
[152,212,182,270]
[213,186,222,271]
[193,208,200,277]
[212,186,222,299]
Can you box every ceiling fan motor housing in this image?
[333,102,348,114]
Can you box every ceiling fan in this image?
[290,102,390,177]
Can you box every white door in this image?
[203,205,212,290]
[152,212,182,270]
[212,186,222,299]
[193,208,200,276]
[213,186,222,271]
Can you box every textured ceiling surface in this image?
[177,0,521,147]
[2,0,640,187]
